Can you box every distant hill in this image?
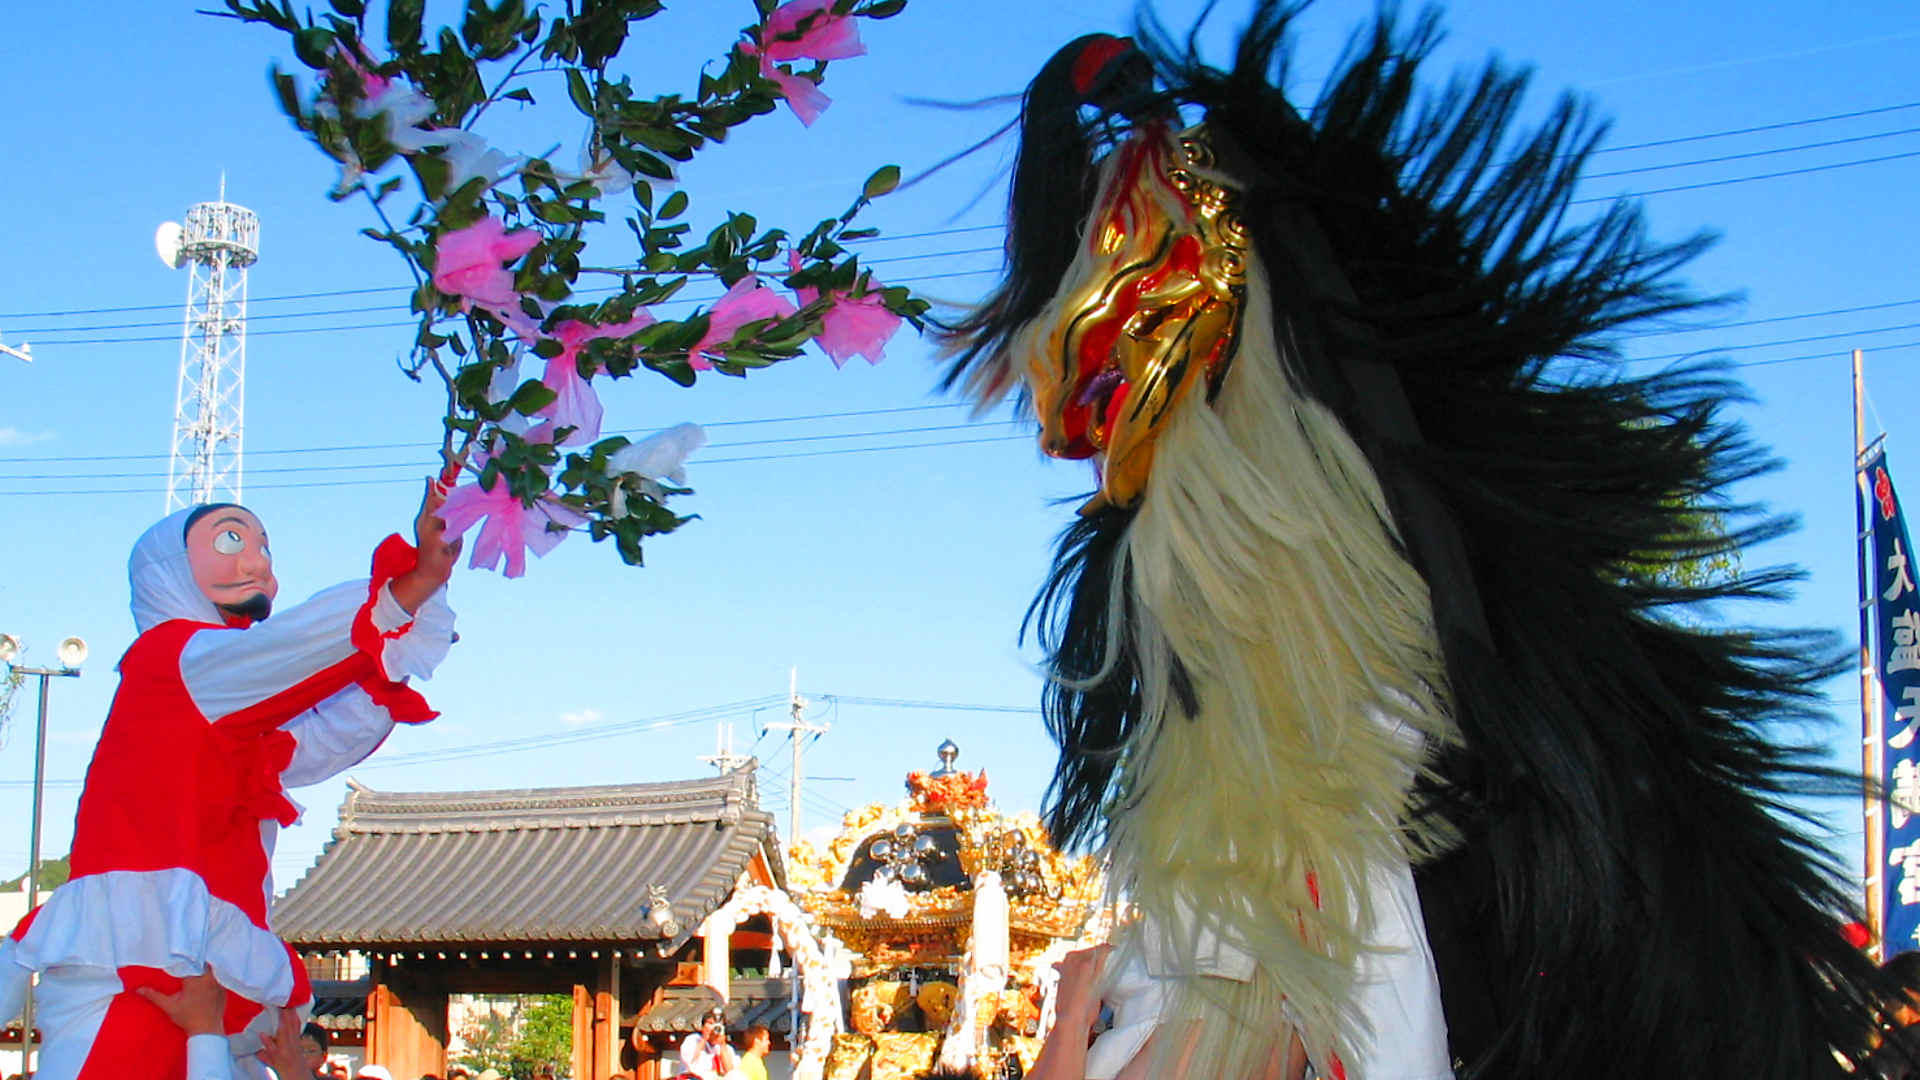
[1,856,69,892]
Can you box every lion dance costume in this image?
[942,7,1911,1078]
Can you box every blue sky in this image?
[2,0,1917,895]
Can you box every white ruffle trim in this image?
[377,584,455,682]
[10,868,298,1007]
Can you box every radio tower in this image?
[156,177,258,511]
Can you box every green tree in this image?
[508,995,574,1078]
[455,995,573,1079]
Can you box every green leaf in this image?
[386,0,424,54]
[530,199,577,224]
[509,378,558,415]
[862,164,901,199]
[659,190,689,220]
[329,0,366,16]
[503,87,536,104]
[269,66,306,124]
[565,69,594,115]
[292,26,337,69]
[863,0,907,16]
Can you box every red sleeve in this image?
[350,533,439,725]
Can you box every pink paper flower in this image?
[432,217,540,308]
[766,70,832,126]
[816,291,900,367]
[688,275,796,371]
[791,254,901,367]
[529,314,655,446]
[329,41,391,101]
[436,480,587,579]
[744,0,867,126]
[762,0,866,63]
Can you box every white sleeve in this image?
[679,1034,722,1080]
[0,938,26,1023]
[181,581,454,723]
[279,684,396,789]
[179,580,371,722]
[188,1034,236,1080]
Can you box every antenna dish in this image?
[155,222,184,269]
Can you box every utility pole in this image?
[698,722,757,800]
[762,668,828,848]
[1856,347,1885,959]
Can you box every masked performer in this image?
[942,7,1908,1078]
[0,484,460,1080]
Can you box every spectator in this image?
[676,1007,737,1079]
[299,1023,331,1079]
[357,1066,394,1080]
[736,1024,771,1080]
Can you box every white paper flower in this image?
[856,877,911,919]
[605,423,706,484]
[438,130,522,194]
[359,83,451,153]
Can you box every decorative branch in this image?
[221,0,927,576]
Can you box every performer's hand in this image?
[393,477,464,614]
[414,476,464,584]
[258,1007,309,1080]
[135,965,226,1036]
[1053,943,1111,1035]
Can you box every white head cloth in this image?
[128,505,232,633]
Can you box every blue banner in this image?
[1864,445,1920,951]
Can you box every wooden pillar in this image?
[367,959,448,1080]
[571,980,593,1080]
[592,954,620,1080]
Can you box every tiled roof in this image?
[630,978,793,1035]
[310,978,371,1032]
[272,771,779,949]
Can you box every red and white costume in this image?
[0,508,455,1080]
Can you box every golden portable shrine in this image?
[787,743,1108,1080]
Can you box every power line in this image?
[0,420,1027,482]
[1622,297,1920,338]
[1627,319,1920,365]
[1732,338,1920,371]
[28,266,1001,346]
[4,100,1916,328]
[0,402,984,464]
[0,228,1007,322]
[1572,148,1920,204]
[0,432,1034,496]
[820,694,1041,715]
[1585,124,1920,180]
[2,245,1006,337]
[1591,100,1920,155]
[0,696,792,788]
